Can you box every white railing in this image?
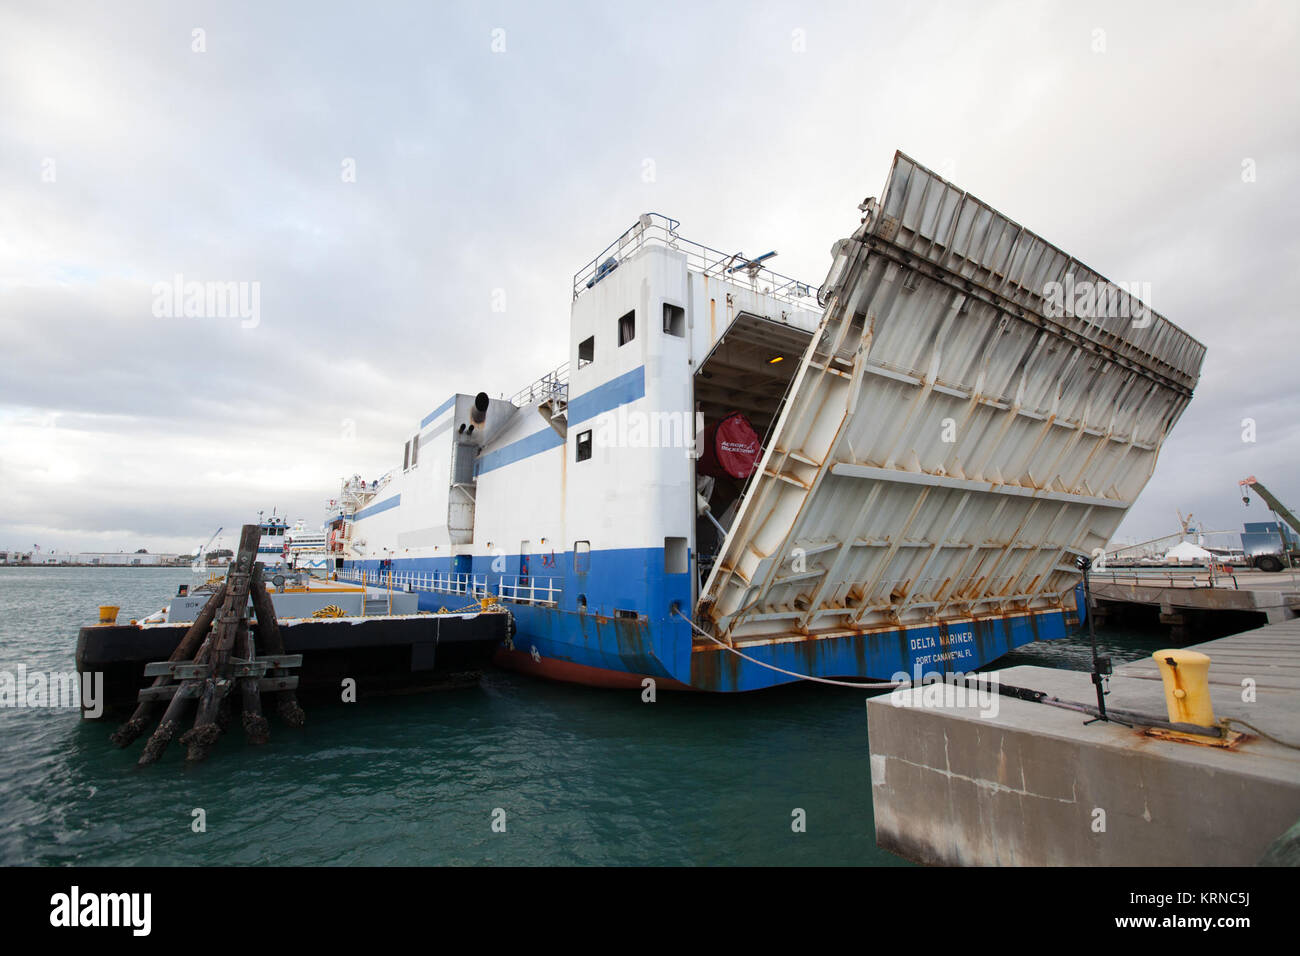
[572,212,821,311]
[496,574,564,605]
[337,471,396,515]
[339,567,563,606]
[510,361,569,408]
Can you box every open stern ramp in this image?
[699,152,1205,647]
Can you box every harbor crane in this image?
[1239,477,1300,571]
[192,526,222,573]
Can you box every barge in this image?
[78,547,512,718]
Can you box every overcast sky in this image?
[1,0,1297,555]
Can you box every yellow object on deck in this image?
[1153,648,1216,728]
[98,605,120,626]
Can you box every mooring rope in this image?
[672,608,905,689]
[1221,717,1300,750]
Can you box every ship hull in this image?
[404,581,1059,692]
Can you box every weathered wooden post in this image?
[136,640,212,766]
[138,524,259,765]
[179,523,261,762]
[127,523,304,766]
[111,583,226,748]
[235,593,270,745]
[250,565,305,728]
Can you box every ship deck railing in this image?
[339,470,395,511]
[571,212,822,311]
[509,361,570,408]
[340,568,563,607]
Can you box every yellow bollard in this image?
[1152,649,1215,727]
[98,605,120,626]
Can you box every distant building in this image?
[2,551,186,566]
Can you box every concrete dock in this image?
[1090,568,1299,640]
[867,619,1300,866]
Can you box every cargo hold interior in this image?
[692,311,814,587]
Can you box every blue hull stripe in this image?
[343,548,1059,691]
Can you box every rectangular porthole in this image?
[576,429,592,461]
[664,536,688,574]
[618,309,635,346]
[578,335,594,368]
[663,303,685,336]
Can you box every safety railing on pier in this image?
[1094,566,1246,590]
[572,212,822,311]
[339,568,563,606]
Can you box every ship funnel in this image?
[471,392,489,425]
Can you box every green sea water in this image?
[0,567,1168,866]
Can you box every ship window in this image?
[578,336,594,368]
[410,434,419,467]
[576,430,592,461]
[403,440,411,471]
[663,303,685,337]
[664,537,688,574]
[573,541,591,573]
[617,310,635,346]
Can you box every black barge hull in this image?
[76,612,511,718]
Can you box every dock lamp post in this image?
[1075,554,1111,722]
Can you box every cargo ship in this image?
[327,152,1205,691]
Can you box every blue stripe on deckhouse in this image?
[420,396,456,429]
[353,494,401,521]
[476,366,647,477]
[566,365,645,426]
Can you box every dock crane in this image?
[192,526,222,573]
[1239,477,1300,571]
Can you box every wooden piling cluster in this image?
[111,524,304,765]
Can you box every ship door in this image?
[691,312,813,591]
[519,540,530,586]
